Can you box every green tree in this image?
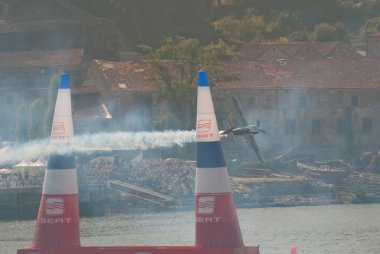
[240,13,267,42]
[28,99,45,140]
[142,36,237,130]
[289,28,311,42]
[312,22,348,42]
[213,16,242,43]
[213,11,269,43]
[15,102,28,142]
[357,16,380,45]
[76,0,215,48]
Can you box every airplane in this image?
[220,95,265,163]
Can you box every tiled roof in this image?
[276,43,305,57]
[90,57,380,92]
[0,49,83,68]
[93,60,158,93]
[0,0,72,21]
[370,32,380,38]
[0,20,80,33]
[218,58,380,89]
[310,42,340,57]
[72,85,98,95]
[236,42,358,60]
[236,43,273,59]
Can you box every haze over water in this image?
[3,204,380,254]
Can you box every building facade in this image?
[80,42,380,160]
[2,38,380,161]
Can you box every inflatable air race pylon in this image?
[195,70,244,248]
[32,73,80,249]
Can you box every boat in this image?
[297,159,352,182]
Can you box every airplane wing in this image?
[233,96,264,162]
[232,95,249,126]
[245,134,265,163]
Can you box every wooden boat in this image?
[297,160,352,182]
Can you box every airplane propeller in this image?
[256,120,266,134]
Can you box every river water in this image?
[1,204,380,254]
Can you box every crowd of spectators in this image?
[1,156,196,198]
[79,157,195,197]
[81,158,116,182]
[121,159,195,197]
[0,172,41,188]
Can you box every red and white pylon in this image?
[195,71,244,248]
[32,73,80,249]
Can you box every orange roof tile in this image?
[236,43,273,60]
[94,60,158,93]
[72,85,98,95]
[310,42,340,57]
[235,42,357,60]
[91,57,380,92]
[0,49,83,68]
[218,58,380,90]
[277,43,305,57]
[370,32,380,38]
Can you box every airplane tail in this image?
[195,71,244,248]
[222,120,237,143]
[32,73,80,249]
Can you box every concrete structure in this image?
[216,57,380,158]
[367,32,380,58]
[0,16,380,160]
[79,47,380,159]
[76,60,158,132]
[0,49,84,139]
[0,0,129,56]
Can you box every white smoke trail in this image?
[0,130,196,165]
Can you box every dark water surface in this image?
[2,204,380,254]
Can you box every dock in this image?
[108,180,175,207]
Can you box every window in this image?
[286,119,296,135]
[336,119,345,134]
[363,117,373,134]
[6,94,15,105]
[299,97,306,108]
[248,98,255,108]
[312,119,321,135]
[351,95,358,107]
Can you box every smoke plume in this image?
[0,130,196,165]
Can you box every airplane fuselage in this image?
[231,125,260,135]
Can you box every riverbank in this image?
[1,169,380,220]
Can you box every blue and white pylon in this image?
[32,73,80,249]
[195,71,244,248]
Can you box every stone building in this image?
[77,41,380,160]
[367,32,380,58]
[0,49,84,139]
[72,60,158,133]
[0,0,129,57]
[216,41,380,158]
[0,0,129,141]
[217,57,380,159]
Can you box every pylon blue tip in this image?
[198,71,208,87]
[59,73,70,89]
